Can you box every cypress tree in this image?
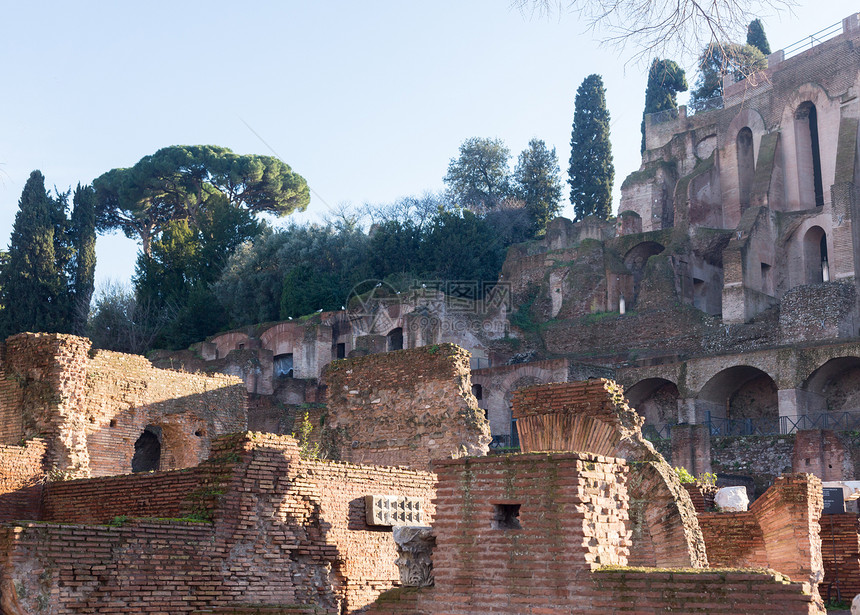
[70,184,97,334]
[641,59,688,152]
[515,138,563,235]
[0,171,71,337]
[569,74,614,221]
[747,19,771,56]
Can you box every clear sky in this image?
[0,1,854,289]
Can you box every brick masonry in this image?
[0,432,436,614]
[0,333,247,478]
[322,344,490,470]
[511,379,708,569]
[364,451,823,615]
[698,473,824,599]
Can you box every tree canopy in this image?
[641,59,688,152]
[689,43,768,110]
[93,145,310,256]
[569,75,614,221]
[444,137,513,213]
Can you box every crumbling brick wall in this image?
[365,450,822,615]
[0,439,47,522]
[322,344,490,470]
[819,513,860,601]
[0,333,247,478]
[512,379,708,568]
[0,433,436,615]
[430,452,631,612]
[699,473,825,597]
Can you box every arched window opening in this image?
[736,127,755,211]
[132,425,162,473]
[794,102,825,208]
[803,226,828,284]
[387,327,403,351]
[623,242,666,307]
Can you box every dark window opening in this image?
[336,343,346,359]
[274,353,294,378]
[808,105,824,207]
[194,429,205,437]
[760,263,772,295]
[736,127,754,211]
[387,327,403,351]
[109,419,117,428]
[132,426,161,473]
[795,102,825,208]
[472,384,483,400]
[238,343,245,350]
[492,504,522,530]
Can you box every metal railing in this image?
[642,423,673,441]
[704,410,860,436]
[489,432,520,450]
[783,20,843,60]
[648,107,679,125]
[688,95,724,115]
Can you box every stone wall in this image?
[322,344,490,470]
[0,433,436,614]
[0,333,247,478]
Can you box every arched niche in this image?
[794,101,825,208]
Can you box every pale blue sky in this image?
[0,1,854,288]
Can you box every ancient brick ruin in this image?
[322,344,490,470]
[0,10,859,614]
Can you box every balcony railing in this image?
[783,20,843,60]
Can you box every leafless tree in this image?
[511,0,796,66]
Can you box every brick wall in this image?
[429,452,630,613]
[512,379,708,569]
[698,474,824,597]
[0,439,47,522]
[365,453,822,615]
[322,344,490,470]
[819,513,860,601]
[0,432,436,614]
[590,568,821,614]
[0,333,247,478]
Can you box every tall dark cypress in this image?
[0,171,70,337]
[71,184,97,334]
[569,74,614,221]
[640,59,688,153]
[747,19,771,56]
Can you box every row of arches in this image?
[627,356,860,432]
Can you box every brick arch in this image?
[801,355,860,414]
[778,83,836,211]
[688,356,780,394]
[697,365,778,423]
[625,377,680,428]
[783,213,832,289]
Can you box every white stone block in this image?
[715,486,749,512]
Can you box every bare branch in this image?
[511,0,797,66]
